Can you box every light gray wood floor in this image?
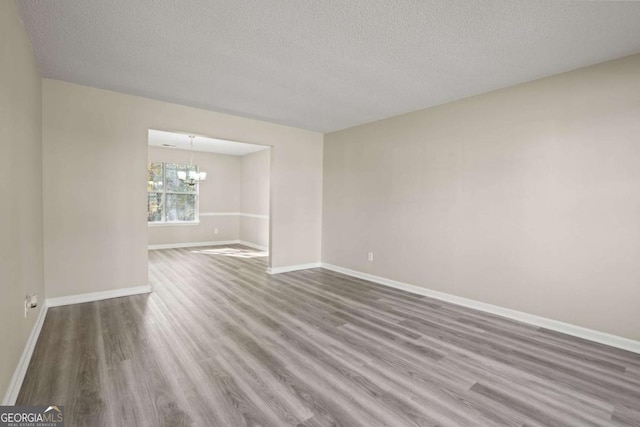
[17,245,640,426]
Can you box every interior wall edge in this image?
[148,240,241,250]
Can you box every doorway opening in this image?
[147,129,271,267]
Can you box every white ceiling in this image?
[148,130,269,156]
[17,1,640,133]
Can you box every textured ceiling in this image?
[149,130,269,156]
[17,0,640,132]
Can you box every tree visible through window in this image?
[147,162,199,223]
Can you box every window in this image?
[147,162,199,223]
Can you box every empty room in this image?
[1,1,639,426]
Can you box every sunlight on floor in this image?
[191,247,268,258]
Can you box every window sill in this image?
[148,221,200,227]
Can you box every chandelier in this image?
[178,135,207,186]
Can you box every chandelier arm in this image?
[189,136,194,166]
[178,135,205,186]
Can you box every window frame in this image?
[147,161,200,225]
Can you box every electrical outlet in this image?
[24,294,38,318]
[214,228,219,234]
[368,252,374,262]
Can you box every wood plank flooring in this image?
[17,245,640,426]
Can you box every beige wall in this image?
[0,0,45,400]
[240,149,271,248]
[323,54,640,341]
[148,145,241,245]
[43,79,323,298]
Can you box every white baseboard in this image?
[2,303,49,405]
[268,262,322,275]
[238,240,268,251]
[150,240,269,252]
[321,263,640,355]
[46,285,153,308]
[148,240,239,250]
